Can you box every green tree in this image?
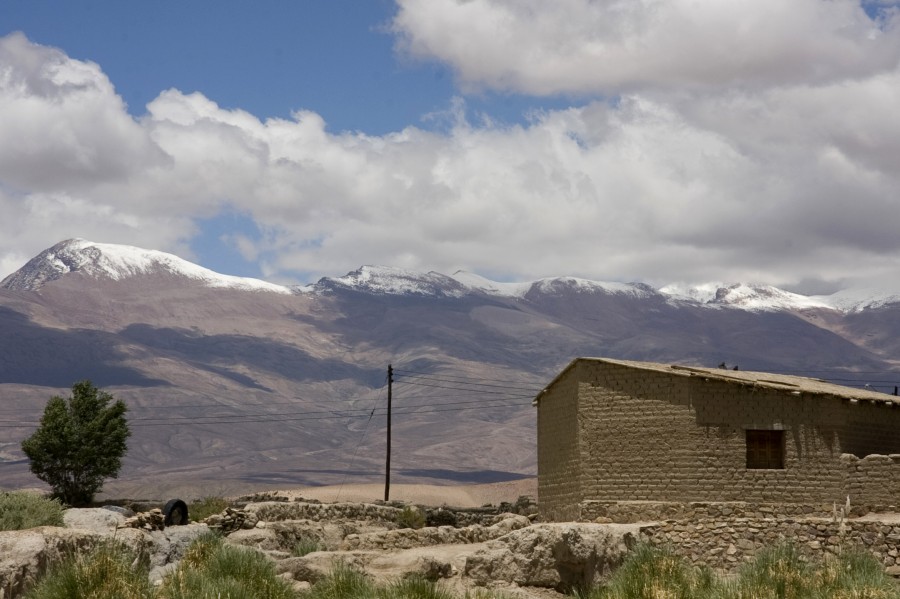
[21,381,130,506]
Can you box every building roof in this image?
[534,357,900,406]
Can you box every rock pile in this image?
[122,508,165,531]
[204,507,259,532]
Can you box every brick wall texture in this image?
[538,359,900,521]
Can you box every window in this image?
[746,429,784,469]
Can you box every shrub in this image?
[21,381,130,506]
[188,496,228,522]
[396,506,426,530]
[23,541,153,599]
[157,532,296,599]
[425,508,458,528]
[0,491,64,530]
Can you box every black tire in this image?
[163,498,189,526]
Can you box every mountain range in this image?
[1,239,898,499]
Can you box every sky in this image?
[1,0,900,293]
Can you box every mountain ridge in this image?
[1,239,899,498]
[4,238,898,314]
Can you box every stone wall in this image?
[538,360,900,520]
[639,516,900,574]
[580,501,836,523]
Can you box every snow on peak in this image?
[318,265,468,297]
[813,286,900,313]
[449,271,533,297]
[1,239,292,294]
[530,277,655,298]
[660,282,832,311]
[659,282,724,304]
[318,268,655,300]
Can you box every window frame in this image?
[745,429,785,470]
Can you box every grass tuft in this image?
[23,541,153,599]
[578,543,720,599]
[292,535,326,557]
[305,561,377,599]
[730,542,811,599]
[0,491,65,531]
[577,542,900,599]
[381,576,456,599]
[187,496,229,522]
[157,531,296,599]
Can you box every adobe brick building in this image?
[536,357,900,521]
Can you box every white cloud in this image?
[391,0,900,95]
[1,31,900,291]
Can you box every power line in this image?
[0,395,530,428]
[337,371,388,502]
[393,379,537,395]
[393,369,542,389]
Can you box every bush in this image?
[396,506,426,530]
[425,508,458,528]
[157,532,296,599]
[0,492,64,530]
[187,496,228,522]
[21,381,130,506]
[23,541,153,599]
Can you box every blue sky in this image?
[1,1,573,133]
[5,1,437,133]
[2,1,900,291]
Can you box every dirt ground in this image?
[274,477,538,508]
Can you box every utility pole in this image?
[384,364,393,502]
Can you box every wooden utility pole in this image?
[384,364,393,502]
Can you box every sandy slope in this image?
[276,478,537,508]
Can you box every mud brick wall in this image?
[840,401,900,457]
[537,366,582,522]
[575,361,846,504]
[844,454,900,506]
[538,360,900,521]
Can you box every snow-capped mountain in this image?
[314,265,469,298]
[2,239,899,498]
[5,239,899,314]
[0,239,291,294]
[661,283,833,312]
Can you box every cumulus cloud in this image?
[1,29,900,291]
[391,0,900,95]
